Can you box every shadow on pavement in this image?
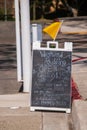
[0,43,22,94]
[0,43,17,70]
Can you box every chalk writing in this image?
[31,50,72,109]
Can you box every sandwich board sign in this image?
[30,41,72,113]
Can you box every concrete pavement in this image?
[0,107,42,130]
[0,94,72,130]
[0,93,29,108]
[0,93,86,130]
[72,100,87,130]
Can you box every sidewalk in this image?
[0,94,72,130]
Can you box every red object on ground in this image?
[71,57,86,100]
[72,57,87,63]
[72,78,82,100]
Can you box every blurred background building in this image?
[0,0,87,21]
[0,0,14,20]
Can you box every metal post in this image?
[20,0,31,92]
[31,24,42,43]
[15,0,23,81]
[32,24,38,42]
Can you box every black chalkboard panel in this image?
[31,50,72,109]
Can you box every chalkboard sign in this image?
[30,41,72,113]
